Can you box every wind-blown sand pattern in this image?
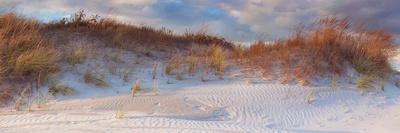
[1,81,399,133]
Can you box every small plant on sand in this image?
[131,80,140,97]
[35,94,49,108]
[356,76,375,90]
[306,90,316,104]
[153,79,159,95]
[121,67,134,82]
[152,62,159,79]
[48,83,75,96]
[14,87,28,111]
[331,74,338,89]
[84,69,108,87]
[200,65,208,82]
[115,104,124,119]
[395,80,400,89]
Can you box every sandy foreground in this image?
[0,79,399,133]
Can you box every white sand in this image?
[1,79,399,133]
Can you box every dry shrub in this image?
[83,69,108,87]
[244,16,396,85]
[48,84,75,96]
[356,76,376,90]
[0,87,12,105]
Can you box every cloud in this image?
[1,0,399,42]
[215,0,400,40]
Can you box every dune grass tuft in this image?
[356,76,376,90]
[208,45,225,76]
[83,69,108,87]
[131,80,140,97]
[66,45,89,65]
[48,83,75,96]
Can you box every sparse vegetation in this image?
[84,69,108,87]
[48,83,75,96]
[306,90,316,104]
[152,62,159,79]
[115,104,125,119]
[331,74,338,89]
[66,44,89,65]
[34,94,49,108]
[356,76,376,90]
[131,80,140,97]
[153,79,159,95]
[14,87,28,111]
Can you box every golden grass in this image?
[115,104,125,119]
[131,80,140,97]
[243,16,396,85]
[208,45,225,76]
[0,13,59,81]
[356,76,376,90]
[15,47,60,76]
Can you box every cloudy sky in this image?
[1,0,399,42]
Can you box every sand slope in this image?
[1,80,399,133]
